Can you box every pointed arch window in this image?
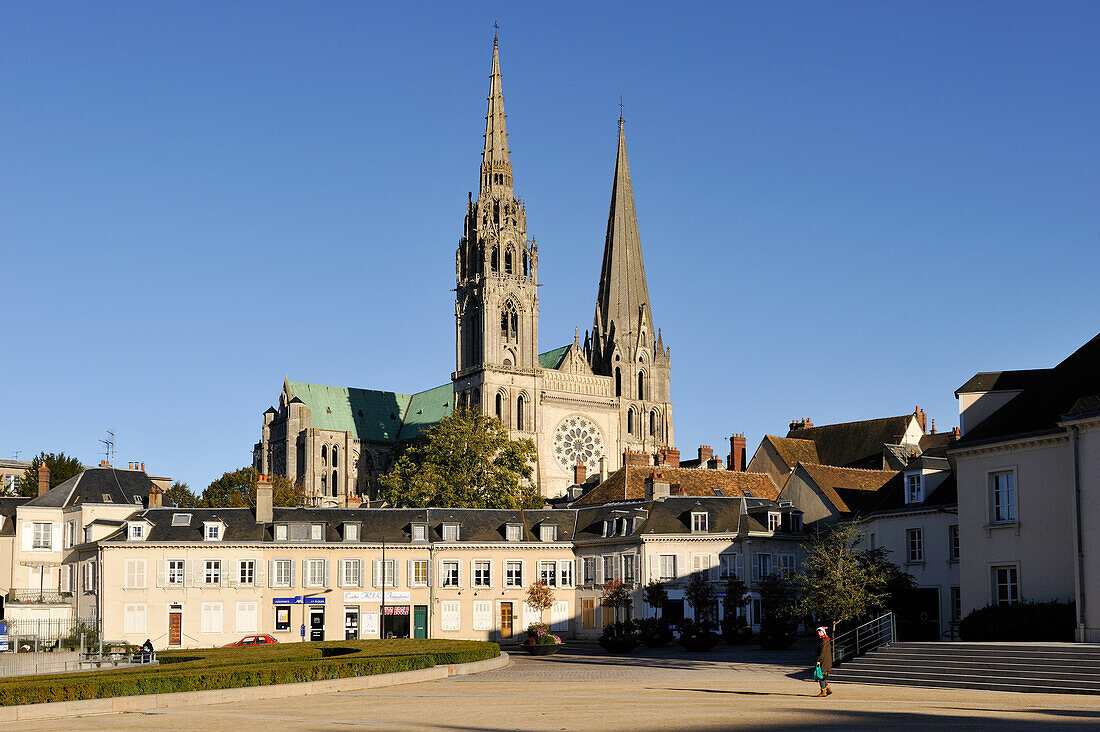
[504,247,514,275]
[495,393,503,421]
[501,301,519,343]
[650,409,658,437]
[627,409,634,435]
[523,251,530,277]
[472,388,481,409]
[458,392,468,413]
[332,446,338,468]
[516,395,525,431]
[320,445,327,467]
[491,247,499,274]
[638,371,646,401]
[615,367,622,397]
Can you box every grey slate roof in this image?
[786,415,914,469]
[573,497,802,540]
[25,467,172,508]
[0,497,29,536]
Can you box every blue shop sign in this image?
[274,596,302,605]
[303,597,326,605]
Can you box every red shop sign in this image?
[382,606,410,616]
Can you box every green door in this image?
[413,605,428,639]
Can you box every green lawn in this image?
[0,639,499,707]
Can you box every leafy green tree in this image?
[17,452,83,497]
[601,578,634,622]
[684,573,717,631]
[643,581,669,618]
[164,481,199,508]
[378,411,540,508]
[201,468,304,508]
[795,523,891,633]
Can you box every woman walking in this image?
[814,626,833,696]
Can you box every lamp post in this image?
[380,535,401,638]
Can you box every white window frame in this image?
[506,524,523,542]
[441,560,460,588]
[204,559,221,585]
[410,559,429,587]
[66,521,75,548]
[411,524,428,542]
[344,523,359,542]
[906,473,924,503]
[538,560,557,587]
[583,557,597,585]
[167,559,185,586]
[992,564,1019,605]
[275,524,288,541]
[991,470,1016,524]
[719,553,741,580]
[621,554,635,583]
[127,523,144,541]
[272,559,293,588]
[306,558,327,587]
[341,558,362,588]
[472,560,491,587]
[442,524,459,542]
[204,523,221,541]
[539,524,557,542]
[906,528,925,563]
[658,554,676,582]
[505,560,523,587]
[32,522,52,550]
[310,524,324,541]
[559,560,574,587]
[949,524,960,562]
[691,512,708,533]
[767,512,781,532]
[238,559,256,586]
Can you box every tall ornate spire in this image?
[592,116,653,370]
[481,35,512,196]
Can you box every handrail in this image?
[832,611,895,666]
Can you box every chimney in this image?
[140,462,145,473]
[728,433,747,471]
[950,426,960,441]
[657,446,680,468]
[598,456,608,484]
[623,450,649,467]
[346,494,362,508]
[930,419,936,435]
[573,462,586,486]
[698,445,713,463]
[37,460,50,497]
[706,456,722,470]
[914,406,927,433]
[645,472,670,501]
[149,484,163,509]
[256,474,274,524]
[789,418,813,432]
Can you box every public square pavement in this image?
[10,641,1100,731]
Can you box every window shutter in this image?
[290,560,296,587]
[596,559,604,585]
[392,559,399,587]
[487,559,494,588]
[517,560,525,587]
[337,560,345,588]
[407,559,415,586]
[372,560,381,588]
[52,522,62,551]
[322,559,330,587]
[752,556,760,582]
[60,564,71,593]
[709,554,719,581]
[268,560,276,586]
[256,562,265,587]
[426,559,433,587]
[649,555,659,582]
[156,561,166,588]
[21,523,32,552]
[735,554,744,579]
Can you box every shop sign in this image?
[344,591,412,603]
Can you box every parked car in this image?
[224,634,279,647]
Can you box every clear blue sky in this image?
[3,2,1098,489]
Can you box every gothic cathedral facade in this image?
[255,37,673,502]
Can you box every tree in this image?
[757,573,800,646]
[684,573,717,632]
[795,523,891,633]
[164,481,199,508]
[601,578,633,622]
[643,581,669,618]
[378,411,540,509]
[525,579,555,631]
[17,452,83,497]
[200,468,304,508]
[723,576,750,620]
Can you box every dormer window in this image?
[344,523,359,542]
[102,494,113,503]
[133,496,144,505]
[619,517,633,535]
[275,524,288,541]
[602,520,614,538]
[310,524,323,541]
[691,512,708,533]
[790,513,803,533]
[442,523,459,542]
[204,522,222,541]
[411,523,428,542]
[767,512,781,532]
[506,523,523,542]
[171,513,191,527]
[906,473,924,504]
[539,524,557,542]
[127,523,145,541]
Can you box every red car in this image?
[224,634,279,647]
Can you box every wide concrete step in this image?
[849,651,1100,670]
[830,669,1100,695]
[876,647,1100,662]
[838,659,1100,683]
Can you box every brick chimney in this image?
[950,426,960,441]
[346,494,362,508]
[255,474,274,524]
[698,445,713,463]
[728,433,747,471]
[644,472,670,501]
[789,418,813,432]
[657,446,680,468]
[914,406,927,433]
[623,450,650,467]
[598,456,608,484]
[37,460,50,497]
[148,484,163,509]
[573,462,586,486]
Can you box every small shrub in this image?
[598,620,639,654]
[637,617,673,648]
[677,618,721,652]
[959,601,1075,642]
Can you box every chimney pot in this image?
[37,460,51,497]
[255,474,274,524]
[698,445,713,462]
[728,433,747,471]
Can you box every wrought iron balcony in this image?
[8,589,72,605]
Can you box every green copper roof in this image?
[399,383,455,440]
[538,345,570,369]
[286,382,411,443]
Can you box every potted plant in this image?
[680,574,721,651]
[523,580,563,655]
[639,581,673,647]
[721,576,753,645]
[598,580,639,653]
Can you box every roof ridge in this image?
[800,462,898,475]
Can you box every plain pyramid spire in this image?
[592,116,653,366]
[480,35,513,195]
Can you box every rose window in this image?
[553,416,605,474]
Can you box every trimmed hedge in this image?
[959,600,1075,642]
[0,639,499,707]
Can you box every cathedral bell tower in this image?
[453,36,540,426]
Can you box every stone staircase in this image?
[830,641,1100,694]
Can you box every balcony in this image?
[8,590,73,605]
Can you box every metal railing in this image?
[832,611,895,666]
[4,617,100,649]
[7,590,72,604]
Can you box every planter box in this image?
[524,644,563,656]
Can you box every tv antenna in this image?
[99,430,115,463]
[12,450,20,460]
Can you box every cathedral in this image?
[255,37,673,502]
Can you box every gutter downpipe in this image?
[1071,426,1086,642]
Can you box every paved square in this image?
[10,642,1100,731]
